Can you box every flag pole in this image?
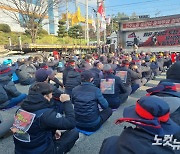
[66,0,69,30]
[103,1,106,44]
[86,0,89,46]
[97,0,101,46]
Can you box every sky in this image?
[66,0,180,18]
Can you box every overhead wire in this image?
[105,0,165,8]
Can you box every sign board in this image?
[125,27,180,47]
[122,16,180,31]
[100,79,115,94]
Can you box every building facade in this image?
[119,14,180,52]
[0,0,59,35]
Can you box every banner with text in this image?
[125,27,180,47]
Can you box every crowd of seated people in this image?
[0,50,180,154]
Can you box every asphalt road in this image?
[0,73,166,154]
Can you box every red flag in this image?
[98,2,104,17]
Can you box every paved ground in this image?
[0,73,166,154]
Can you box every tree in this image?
[117,12,128,19]
[0,0,65,43]
[57,20,67,38]
[68,25,83,39]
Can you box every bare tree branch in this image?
[0,0,66,43]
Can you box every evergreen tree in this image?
[57,20,67,38]
[68,25,83,39]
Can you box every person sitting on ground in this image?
[72,70,112,132]
[146,62,180,131]
[141,60,154,81]
[35,68,64,114]
[40,63,64,88]
[0,65,26,138]
[115,60,134,95]
[0,65,26,109]
[129,62,145,94]
[150,59,160,77]
[101,64,128,109]
[90,60,104,88]
[16,57,36,85]
[100,96,180,154]
[63,60,81,96]
[12,82,79,154]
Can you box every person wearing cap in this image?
[141,59,154,81]
[89,60,104,88]
[129,62,146,93]
[72,70,112,132]
[102,64,128,109]
[115,60,133,95]
[39,64,64,88]
[35,68,65,113]
[13,82,79,154]
[100,96,180,154]
[63,60,81,96]
[146,62,180,126]
[0,65,26,138]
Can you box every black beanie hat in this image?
[81,70,93,82]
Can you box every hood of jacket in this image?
[21,91,54,112]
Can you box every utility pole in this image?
[103,1,106,44]
[97,0,101,46]
[85,0,89,46]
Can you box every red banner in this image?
[123,16,180,30]
[140,28,180,47]
[125,27,180,47]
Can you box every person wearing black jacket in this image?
[72,70,112,132]
[115,60,133,95]
[100,96,180,154]
[63,60,81,96]
[13,82,79,154]
[102,64,128,109]
[62,60,75,86]
[89,60,104,88]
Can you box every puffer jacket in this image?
[72,82,108,128]
[14,89,76,154]
[63,66,73,85]
[65,70,81,91]
[0,76,21,108]
[16,64,36,82]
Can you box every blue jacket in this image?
[14,91,76,154]
[72,82,108,128]
[102,74,127,108]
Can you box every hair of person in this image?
[30,82,52,96]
